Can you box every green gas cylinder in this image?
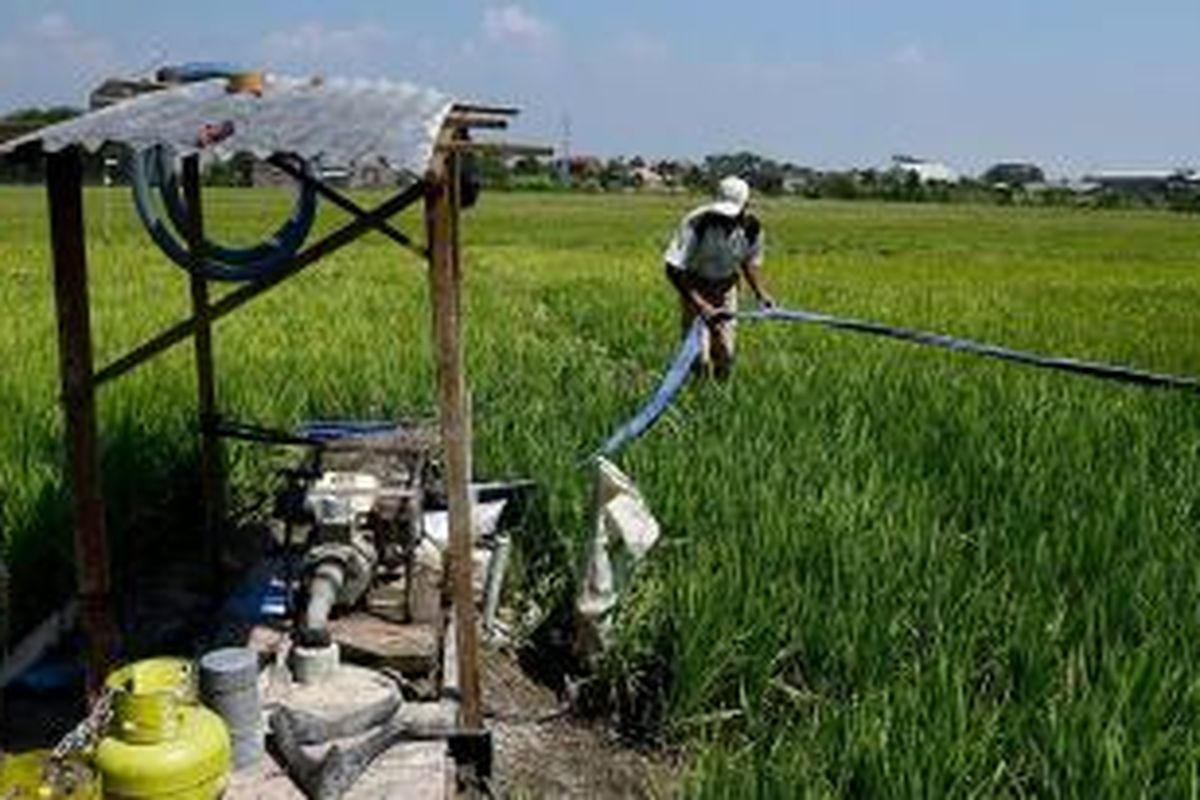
[95,658,231,800]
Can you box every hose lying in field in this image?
[130,145,318,281]
[597,317,705,457]
[596,306,1200,458]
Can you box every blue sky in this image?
[2,1,1198,175]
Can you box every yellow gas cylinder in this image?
[95,658,231,800]
[0,750,101,799]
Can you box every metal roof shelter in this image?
[1,74,550,739]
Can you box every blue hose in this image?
[130,145,318,281]
[151,146,316,266]
[597,318,704,457]
[295,420,407,441]
[595,305,1200,459]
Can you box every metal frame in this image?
[38,106,550,740]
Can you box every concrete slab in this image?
[226,751,303,800]
[330,616,439,677]
[225,739,453,800]
[346,740,452,800]
[366,580,407,624]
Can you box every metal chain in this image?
[50,686,114,761]
[34,687,115,793]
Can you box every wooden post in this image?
[425,151,482,730]
[46,148,117,694]
[181,156,224,585]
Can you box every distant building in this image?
[1081,169,1197,194]
[982,162,1045,187]
[554,156,603,181]
[250,160,400,189]
[348,162,401,188]
[630,166,665,190]
[781,166,818,194]
[890,154,957,183]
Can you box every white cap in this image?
[710,175,750,216]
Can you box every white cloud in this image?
[890,43,927,67]
[483,5,556,49]
[261,21,389,61]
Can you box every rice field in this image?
[5,186,1200,795]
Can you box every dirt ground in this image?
[482,648,677,799]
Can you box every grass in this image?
[5,186,1200,794]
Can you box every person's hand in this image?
[757,294,777,311]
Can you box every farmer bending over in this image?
[664,175,775,380]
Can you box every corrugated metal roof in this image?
[0,75,454,175]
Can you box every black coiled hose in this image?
[130,145,318,281]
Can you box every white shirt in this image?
[663,206,764,282]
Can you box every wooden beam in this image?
[436,141,553,158]
[267,155,425,257]
[94,180,428,387]
[182,156,225,588]
[449,102,520,117]
[445,114,508,130]
[425,149,482,732]
[45,148,117,695]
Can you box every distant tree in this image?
[600,157,632,190]
[510,172,559,191]
[951,176,994,205]
[680,162,708,193]
[703,151,786,195]
[474,152,512,189]
[512,155,549,177]
[1,108,89,183]
[204,152,255,187]
[1167,182,1200,214]
[1,106,82,125]
[855,169,880,196]
[567,157,603,183]
[981,162,1045,187]
[902,170,924,201]
[817,171,860,200]
[924,179,952,203]
[653,159,686,189]
[877,169,914,201]
[1034,185,1078,208]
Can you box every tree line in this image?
[477,150,1200,212]
[3,106,1198,212]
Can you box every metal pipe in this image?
[482,533,511,638]
[302,568,341,643]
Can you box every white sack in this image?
[575,457,661,660]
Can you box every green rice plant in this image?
[4,187,1200,794]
